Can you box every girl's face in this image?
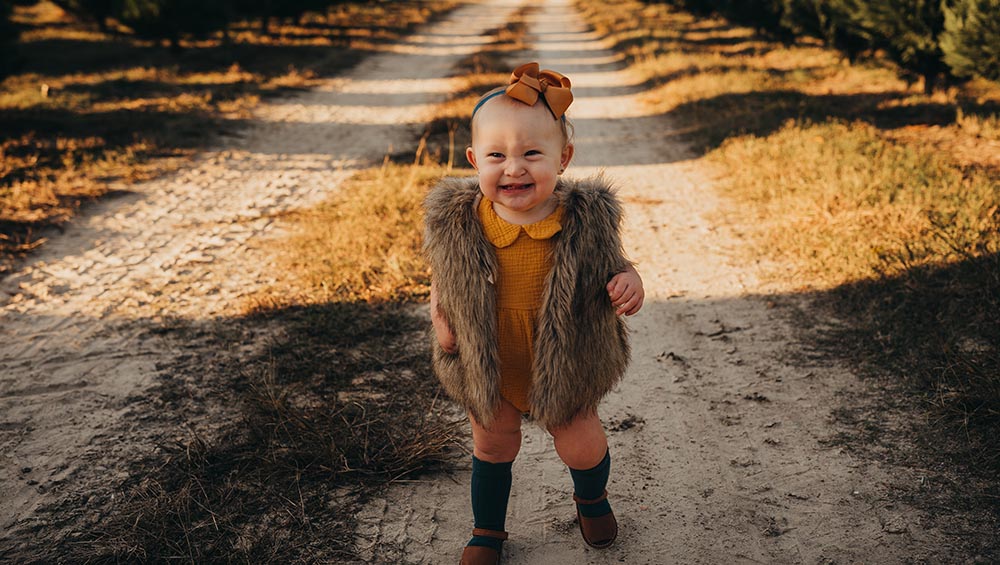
[466,99,574,224]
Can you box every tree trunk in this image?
[169,33,182,55]
[923,72,936,94]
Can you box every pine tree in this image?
[660,0,716,17]
[941,0,1000,81]
[781,0,872,62]
[722,0,795,42]
[852,0,950,93]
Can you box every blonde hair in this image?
[470,86,574,146]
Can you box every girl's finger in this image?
[622,292,645,315]
[626,294,644,316]
[612,289,630,308]
[607,279,624,299]
[616,293,637,315]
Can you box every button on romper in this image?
[478,196,564,413]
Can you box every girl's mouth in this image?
[499,183,533,191]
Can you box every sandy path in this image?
[354,1,965,563]
[0,0,529,539]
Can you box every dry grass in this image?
[0,0,459,269]
[248,162,468,309]
[68,301,462,563]
[714,120,999,287]
[578,0,1000,472]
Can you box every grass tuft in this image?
[247,163,470,308]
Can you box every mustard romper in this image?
[478,196,564,413]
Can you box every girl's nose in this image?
[504,158,525,177]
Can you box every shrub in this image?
[851,0,950,92]
[941,0,1000,81]
[781,0,872,62]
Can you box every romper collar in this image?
[478,196,563,248]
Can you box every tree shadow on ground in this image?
[815,252,1000,471]
[662,89,1000,156]
[11,37,387,78]
[5,247,999,561]
[2,299,459,563]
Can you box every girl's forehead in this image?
[477,95,550,120]
[473,100,563,139]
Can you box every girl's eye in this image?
[525,150,541,156]
[487,152,504,159]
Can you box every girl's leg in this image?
[548,408,607,470]
[464,398,522,555]
[548,409,616,548]
[470,397,523,463]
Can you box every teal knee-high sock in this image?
[468,455,513,551]
[569,449,612,518]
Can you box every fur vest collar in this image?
[423,175,631,429]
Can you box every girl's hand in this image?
[607,265,644,316]
[430,281,458,353]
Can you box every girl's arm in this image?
[430,280,458,353]
[607,264,644,316]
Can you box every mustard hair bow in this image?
[505,62,574,120]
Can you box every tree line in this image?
[657,0,999,92]
[3,0,998,90]
[0,0,359,77]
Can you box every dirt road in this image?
[0,0,991,562]
[353,1,983,563]
[0,0,527,544]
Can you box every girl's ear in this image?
[560,142,575,172]
[465,146,478,170]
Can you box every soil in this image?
[1,0,996,563]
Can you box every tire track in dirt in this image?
[0,0,527,543]
[353,1,973,563]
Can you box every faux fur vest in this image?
[423,175,631,429]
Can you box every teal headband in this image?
[471,90,567,122]
[471,90,507,118]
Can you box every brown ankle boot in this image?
[573,490,618,549]
[459,528,507,565]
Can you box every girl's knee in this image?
[473,429,521,463]
[548,409,608,469]
[548,409,604,439]
[470,400,523,463]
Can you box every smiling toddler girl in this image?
[423,62,644,564]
